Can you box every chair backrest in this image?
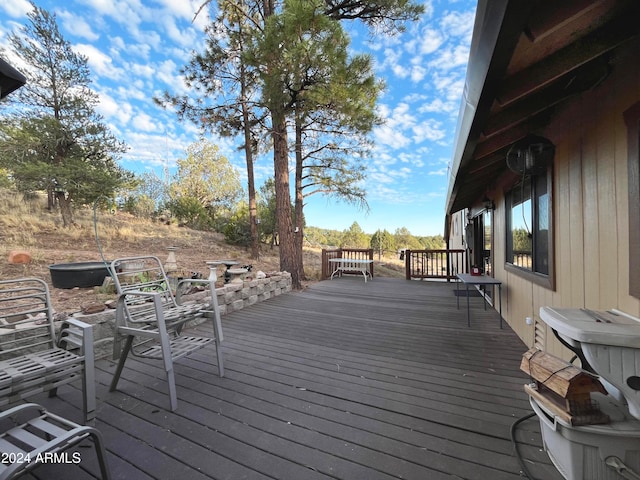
[109,256,179,324]
[0,278,56,361]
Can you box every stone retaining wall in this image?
[71,272,292,359]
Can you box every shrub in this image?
[166,197,214,231]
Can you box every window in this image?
[625,101,640,298]
[505,167,553,288]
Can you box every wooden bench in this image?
[0,278,95,425]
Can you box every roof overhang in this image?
[0,58,27,99]
[445,0,640,216]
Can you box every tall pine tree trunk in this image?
[241,82,259,259]
[55,191,74,227]
[294,110,306,280]
[272,110,302,289]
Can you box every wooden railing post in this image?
[405,250,411,280]
[321,249,328,279]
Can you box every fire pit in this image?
[48,261,111,289]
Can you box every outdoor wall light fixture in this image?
[482,195,495,211]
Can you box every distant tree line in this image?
[305,222,445,255]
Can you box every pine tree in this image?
[0,3,129,227]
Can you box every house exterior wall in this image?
[483,37,640,359]
[448,210,466,251]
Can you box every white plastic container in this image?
[530,394,640,480]
[539,307,640,420]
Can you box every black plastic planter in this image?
[48,261,111,289]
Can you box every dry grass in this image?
[0,189,287,312]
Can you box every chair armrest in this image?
[120,289,162,300]
[0,403,46,421]
[116,290,172,330]
[175,278,212,305]
[175,278,224,342]
[57,318,94,355]
[116,289,167,321]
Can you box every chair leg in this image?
[215,338,224,377]
[166,367,178,412]
[109,336,133,392]
[83,338,97,426]
[89,429,111,480]
[157,329,178,411]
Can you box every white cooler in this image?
[530,393,640,480]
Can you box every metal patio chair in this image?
[108,256,224,411]
[0,403,110,480]
[0,278,96,425]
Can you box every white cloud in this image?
[374,125,411,149]
[0,0,30,18]
[161,15,199,49]
[397,151,425,167]
[368,170,397,185]
[381,47,404,76]
[80,0,143,29]
[74,43,124,79]
[119,40,151,60]
[418,28,443,55]
[403,92,427,103]
[96,90,133,124]
[420,0,436,19]
[418,97,457,115]
[132,111,157,132]
[154,59,182,88]
[127,61,157,81]
[373,102,418,149]
[58,10,99,41]
[131,28,162,51]
[447,78,465,100]
[392,63,410,78]
[429,44,470,71]
[412,119,445,143]
[115,84,147,102]
[440,10,475,39]
[410,65,426,83]
[154,0,196,21]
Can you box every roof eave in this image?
[445,0,536,215]
[0,58,27,99]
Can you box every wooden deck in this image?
[21,277,562,480]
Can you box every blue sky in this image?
[0,0,476,237]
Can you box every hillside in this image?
[0,190,405,315]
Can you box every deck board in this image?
[18,277,563,480]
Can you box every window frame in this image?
[625,101,640,298]
[504,165,555,290]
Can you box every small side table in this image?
[456,273,503,328]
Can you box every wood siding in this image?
[485,37,640,359]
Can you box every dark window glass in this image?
[506,171,550,276]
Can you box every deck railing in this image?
[321,248,374,279]
[404,249,467,281]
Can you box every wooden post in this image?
[405,250,411,280]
